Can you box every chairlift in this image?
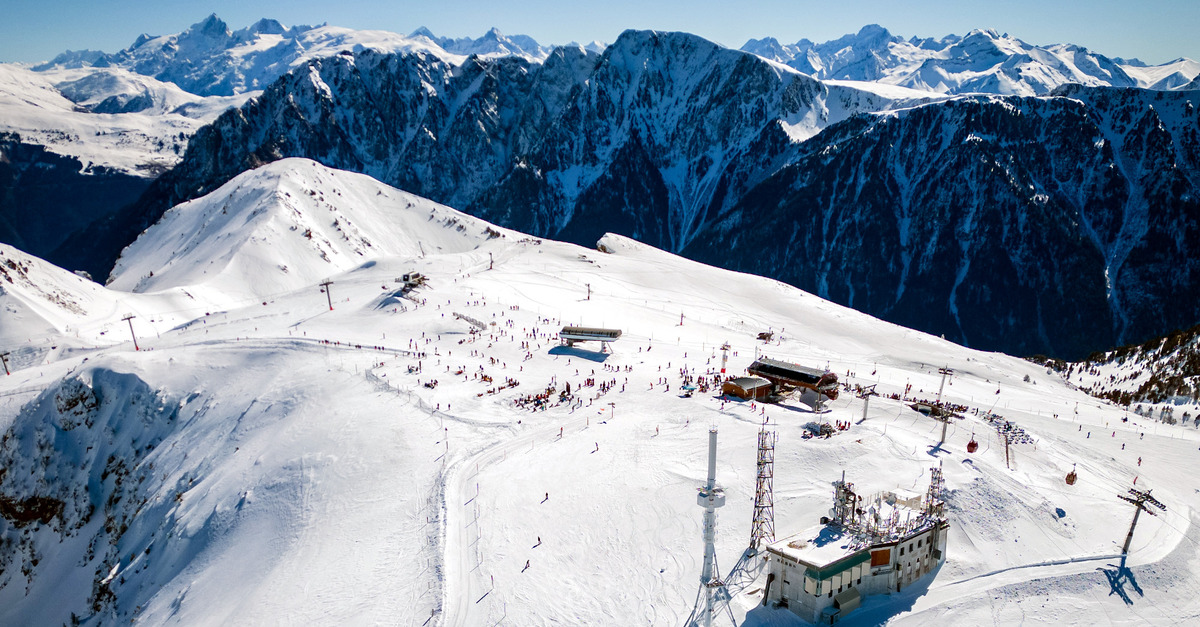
[966,433,978,454]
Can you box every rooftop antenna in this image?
[686,428,733,627]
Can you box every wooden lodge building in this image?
[721,377,772,400]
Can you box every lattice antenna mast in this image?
[1117,488,1166,555]
[749,419,776,551]
[925,465,946,520]
[832,471,860,528]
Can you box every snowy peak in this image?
[107,159,509,300]
[408,26,550,61]
[183,13,231,43]
[742,25,1199,95]
[32,16,467,96]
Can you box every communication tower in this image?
[749,420,776,551]
[686,429,733,627]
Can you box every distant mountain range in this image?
[742,25,1200,96]
[3,16,1200,360]
[33,15,558,96]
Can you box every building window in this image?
[828,591,832,598]
[900,547,904,556]
[918,539,923,547]
[858,578,862,584]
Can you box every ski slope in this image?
[1,159,1198,626]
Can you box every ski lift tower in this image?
[686,428,732,627]
[857,385,878,422]
[935,367,953,407]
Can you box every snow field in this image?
[0,159,1198,625]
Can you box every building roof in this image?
[767,524,865,572]
[725,377,771,390]
[748,357,826,385]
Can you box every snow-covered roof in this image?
[767,524,865,570]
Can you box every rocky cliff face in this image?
[0,133,150,273]
[83,31,923,279]
[68,30,1200,359]
[683,88,1200,359]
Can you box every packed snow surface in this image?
[1,159,1198,626]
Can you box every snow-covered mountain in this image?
[33,15,552,97]
[74,29,1199,359]
[0,63,245,174]
[2,159,1198,625]
[108,159,511,301]
[4,17,1200,360]
[409,26,553,61]
[77,30,932,280]
[742,25,1200,96]
[0,62,255,272]
[0,16,559,271]
[683,86,1200,360]
[1041,323,1200,408]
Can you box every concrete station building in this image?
[763,470,949,624]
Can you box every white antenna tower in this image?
[686,428,733,627]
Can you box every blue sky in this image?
[3,0,1197,65]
